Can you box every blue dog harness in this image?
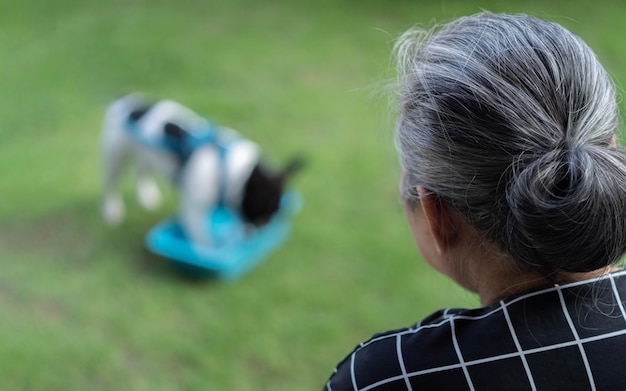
[125,118,236,205]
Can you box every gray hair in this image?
[394,13,626,274]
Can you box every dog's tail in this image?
[281,155,307,182]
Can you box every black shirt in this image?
[324,269,626,390]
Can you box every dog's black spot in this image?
[241,164,283,226]
[163,122,194,164]
[128,104,154,122]
[164,122,188,140]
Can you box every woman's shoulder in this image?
[323,306,485,390]
[324,270,626,390]
[341,306,488,358]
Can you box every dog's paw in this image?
[136,178,162,210]
[102,195,125,225]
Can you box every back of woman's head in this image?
[395,12,626,274]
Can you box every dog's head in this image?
[241,157,304,226]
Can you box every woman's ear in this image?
[416,187,460,254]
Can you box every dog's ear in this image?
[278,156,306,184]
[241,164,283,226]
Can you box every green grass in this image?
[2,0,626,389]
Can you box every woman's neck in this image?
[470,252,613,306]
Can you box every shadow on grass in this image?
[0,196,223,286]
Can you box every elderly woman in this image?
[324,13,626,391]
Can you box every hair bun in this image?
[505,145,626,273]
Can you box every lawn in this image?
[1,0,626,389]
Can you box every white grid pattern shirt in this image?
[324,270,626,390]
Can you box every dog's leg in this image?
[179,199,211,246]
[179,148,221,246]
[101,96,143,225]
[136,176,162,211]
[135,161,162,211]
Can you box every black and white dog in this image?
[101,93,301,246]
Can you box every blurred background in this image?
[1,0,625,389]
